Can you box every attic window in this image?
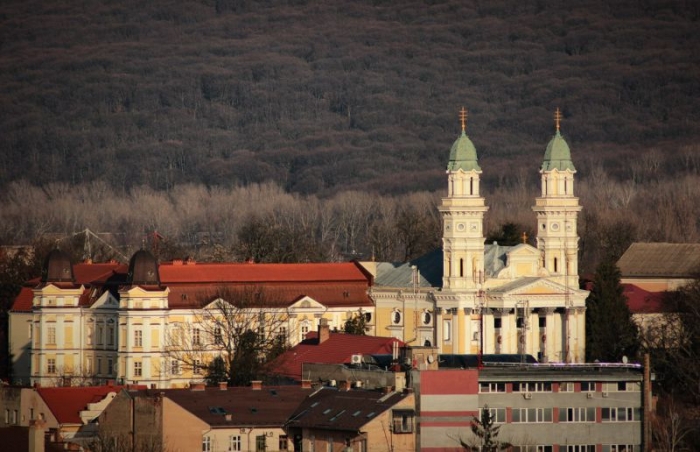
[250,408,258,414]
[352,410,361,417]
[270,390,277,396]
[330,410,345,422]
[323,408,332,415]
[366,412,376,418]
[208,407,226,415]
[311,402,320,408]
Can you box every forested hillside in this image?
[1,0,699,195]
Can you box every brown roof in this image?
[287,388,412,432]
[37,385,126,424]
[617,242,700,278]
[149,386,312,427]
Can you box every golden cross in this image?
[521,231,528,244]
[554,107,562,131]
[459,107,468,132]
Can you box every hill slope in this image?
[1,0,699,194]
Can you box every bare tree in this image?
[165,285,290,386]
[652,395,697,452]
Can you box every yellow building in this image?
[9,250,374,388]
[367,109,589,363]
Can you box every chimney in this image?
[318,318,330,344]
[191,383,205,391]
[338,380,351,391]
[218,381,228,391]
[251,380,262,390]
[29,420,46,452]
[225,413,232,422]
[301,379,312,389]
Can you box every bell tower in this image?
[532,109,582,287]
[438,108,488,290]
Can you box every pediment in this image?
[289,296,326,310]
[489,277,571,296]
[121,285,169,297]
[507,244,540,258]
[90,291,119,309]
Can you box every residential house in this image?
[98,382,313,452]
[285,386,416,452]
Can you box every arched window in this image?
[469,177,474,195]
[459,258,464,277]
[554,257,558,273]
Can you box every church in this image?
[9,109,588,388]
[365,108,588,363]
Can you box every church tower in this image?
[532,109,582,288]
[439,108,488,290]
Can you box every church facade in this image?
[368,109,588,363]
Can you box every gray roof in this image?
[373,244,515,289]
[617,242,700,278]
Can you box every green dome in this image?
[542,130,576,171]
[447,130,481,172]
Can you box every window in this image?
[97,325,104,345]
[202,436,211,452]
[603,381,640,392]
[193,328,201,346]
[422,311,432,325]
[558,407,596,422]
[392,410,415,433]
[494,317,502,329]
[87,326,94,345]
[580,382,596,392]
[134,362,142,377]
[513,447,553,452]
[47,358,57,374]
[11,410,17,424]
[602,407,641,422]
[47,327,56,345]
[479,382,505,393]
[485,407,506,423]
[97,358,102,375]
[559,382,574,392]
[214,327,222,345]
[134,329,143,347]
[107,359,113,375]
[4,409,8,424]
[194,359,202,375]
[107,325,114,345]
[392,311,402,325]
[300,323,310,341]
[278,435,288,450]
[512,408,552,423]
[230,436,241,451]
[30,408,34,420]
[443,320,452,342]
[561,447,595,452]
[86,357,93,375]
[603,446,636,452]
[255,435,266,452]
[171,360,180,375]
[513,382,552,392]
[538,316,546,328]
[278,326,287,344]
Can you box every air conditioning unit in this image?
[523,393,533,400]
[351,354,363,365]
[602,392,609,398]
[586,392,593,399]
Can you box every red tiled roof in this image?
[271,334,404,381]
[37,385,125,424]
[10,287,34,312]
[159,262,370,284]
[11,260,372,311]
[622,284,666,314]
[167,282,372,309]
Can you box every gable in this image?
[289,296,327,311]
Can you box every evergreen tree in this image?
[343,311,367,335]
[460,406,511,451]
[585,259,639,362]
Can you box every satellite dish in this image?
[622,355,628,364]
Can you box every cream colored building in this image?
[9,252,375,388]
[367,110,589,363]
